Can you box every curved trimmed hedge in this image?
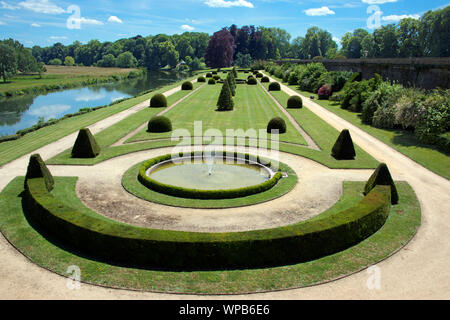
[269,82,281,91]
[24,176,391,270]
[138,153,282,200]
[149,93,167,108]
[181,81,193,90]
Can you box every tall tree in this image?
[205,28,235,68]
[0,43,17,82]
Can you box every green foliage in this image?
[147,116,172,133]
[48,58,62,65]
[332,129,356,160]
[235,52,253,68]
[363,82,405,127]
[341,74,382,113]
[297,63,327,92]
[268,82,281,91]
[267,117,287,134]
[64,56,75,66]
[25,154,54,192]
[217,80,234,111]
[206,73,212,78]
[0,43,17,83]
[97,54,117,67]
[287,95,303,109]
[365,163,398,204]
[181,81,193,90]
[256,73,263,78]
[208,78,216,85]
[197,76,206,83]
[71,128,101,158]
[226,72,236,96]
[116,51,138,68]
[261,76,269,83]
[149,93,168,108]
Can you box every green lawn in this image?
[0,74,200,167]
[0,177,421,294]
[265,73,450,180]
[127,82,308,146]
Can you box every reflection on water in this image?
[0,70,192,136]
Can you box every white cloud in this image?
[72,17,104,26]
[362,0,397,4]
[304,6,335,16]
[1,1,20,10]
[181,24,195,31]
[204,0,254,8]
[333,37,341,44]
[49,36,67,40]
[18,0,66,14]
[382,14,420,22]
[108,16,123,24]
[75,93,106,102]
[0,20,6,25]
[30,22,41,27]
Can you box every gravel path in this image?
[0,74,449,299]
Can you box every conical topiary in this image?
[227,73,235,96]
[331,129,356,160]
[364,163,399,204]
[217,80,234,111]
[25,154,54,191]
[71,128,100,158]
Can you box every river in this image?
[0,70,192,136]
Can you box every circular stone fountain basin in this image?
[147,157,273,191]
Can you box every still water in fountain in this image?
[148,159,271,190]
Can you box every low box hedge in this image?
[138,152,282,200]
[24,176,391,270]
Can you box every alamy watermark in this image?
[66,265,81,290]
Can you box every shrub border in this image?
[138,152,282,200]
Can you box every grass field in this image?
[128,81,307,145]
[0,66,138,94]
[0,177,421,294]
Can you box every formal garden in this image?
[0,67,422,294]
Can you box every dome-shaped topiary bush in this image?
[256,73,263,78]
[208,78,216,85]
[212,71,217,75]
[181,81,193,90]
[287,96,303,109]
[269,82,281,91]
[197,76,206,83]
[213,75,221,81]
[247,77,257,85]
[247,75,254,79]
[149,93,167,108]
[147,116,172,133]
[206,73,212,78]
[267,117,287,134]
[261,76,270,83]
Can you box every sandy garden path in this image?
[0,74,449,299]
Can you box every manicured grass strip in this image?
[0,178,420,294]
[127,84,307,146]
[122,158,297,208]
[0,75,200,167]
[267,73,450,180]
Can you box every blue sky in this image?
[0,0,448,47]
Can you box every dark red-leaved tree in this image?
[205,28,235,68]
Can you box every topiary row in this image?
[138,153,282,200]
[287,96,303,108]
[269,82,281,91]
[261,76,270,83]
[147,116,172,133]
[24,165,392,270]
[247,77,257,85]
[150,93,167,108]
[197,76,206,83]
[182,81,193,90]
